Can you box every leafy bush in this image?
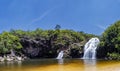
[0,32,22,54]
[99,21,120,59]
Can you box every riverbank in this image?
[0,55,27,62]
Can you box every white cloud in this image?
[31,10,52,24]
[30,6,61,24]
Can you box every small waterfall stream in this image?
[83,38,100,59]
[10,49,15,56]
[56,51,64,59]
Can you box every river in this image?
[0,59,120,71]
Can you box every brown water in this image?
[0,59,120,71]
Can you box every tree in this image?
[0,32,22,55]
[55,24,61,30]
[98,20,120,59]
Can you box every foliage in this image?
[99,20,120,59]
[107,53,120,60]
[0,25,96,58]
[0,32,22,54]
[55,24,61,30]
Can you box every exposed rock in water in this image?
[0,55,26,62]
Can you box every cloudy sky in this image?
[0,0,120,35]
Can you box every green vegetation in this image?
[98,21,120,59]
[0,32,22,55]
[0,25,96,58]
[1,20,120,60]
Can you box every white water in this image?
[56,51,64,59]
[11,49,15,56]
[83,38,100,59]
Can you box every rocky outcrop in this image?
[69,43,84,58]
[20,36,56,58]
[20,36,86,59]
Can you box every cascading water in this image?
[11,49,15,56]
[56,51,64,59]
[83,38,100,59]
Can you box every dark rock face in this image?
[96,46,108,59]
[20,37,57,58]
[69,43,84,58]
[70,49,82,58]
[20,36,85,58]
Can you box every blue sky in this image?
[0,0,120,35]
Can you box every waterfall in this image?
[83,38,100,59]
[56,51,64,59]
[10,49,15,56]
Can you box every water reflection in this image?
[0,61,22,68]
[84,59,97,71]
[57,59,64,71]
[1,59,120,71]
[84,59,96,65]
[6,61,14,67]
[57,59,64,64]
[17,61,22,67]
